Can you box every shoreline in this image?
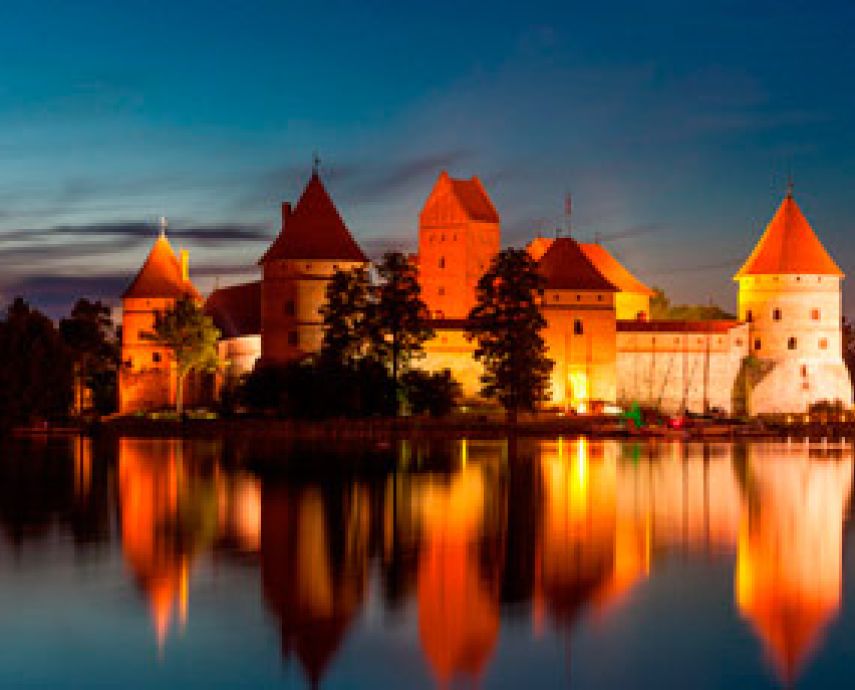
[11,414,855,442]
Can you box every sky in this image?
[2,0,855,317]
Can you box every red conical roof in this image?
[537,236,617,291]
[122,233,200,300]
[736,193,843,278]
[259,172,367,264]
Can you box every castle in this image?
[119,169,853,415]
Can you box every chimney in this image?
[179,249,189,282]
[281,202,292,228]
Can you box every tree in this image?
[59,298,120,415]
[0,298,73,427]
[466,248,553,421]
[143,297,220,415]
[319,266,373,367]
[650,286,735,320]
[371,252,434,412]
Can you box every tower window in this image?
[745,309,753,323]
[820,338,829,350]
[597,294,603,302]
[288,331,299,346]
[284,300,295,316]
[754,338,761,351]
[801,364,808,377]
[152,352,161,363]
[576,294,581,302]
[438,287,445,296]
[788,336,797,350]
[439,257,445,269]
[573,319,584,335]
[772,308,782,321]
[811,308,820,320]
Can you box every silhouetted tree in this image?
[59,298,120,415]
[0,298,73,426]
[142,296,220,415]
[320,267,373,367]
[371,252,434,412]
[466,248,553,421]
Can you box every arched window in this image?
[573,319,583,335]
[773,308,782,321]
[788,336,797,350]
[811,308,820,320]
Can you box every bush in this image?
[401,369,461,417]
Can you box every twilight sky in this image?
[2,0,855,317]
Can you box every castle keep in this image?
[123,169,853,415]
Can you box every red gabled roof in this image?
[581,243,655,296]
[420,171,500,226]
[204,281,261,338]
[122,233,200,300]
[259,172,368,264]
[735,193,843,278]
[537,237,617,291]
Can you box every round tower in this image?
[735,189,852,413]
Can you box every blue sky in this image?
[2,0,855,316]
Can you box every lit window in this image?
[754,338,761,351]
[288,331,299,346]
[773,308,782,321]
[811,308,820,320]
[573,319,583,335]
[788,336,797,350]
[820,338,828,350]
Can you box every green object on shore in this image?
[624,402,644,429]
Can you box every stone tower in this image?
[418,171,500,319]
[259,171,367,364]
[735,190,852,413]
[119,224,200,413]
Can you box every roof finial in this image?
[564,192,572,237]
[312,150,321,177]
[786,172,794,199]
[159,216,168,237]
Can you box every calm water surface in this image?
[0,436,853,689]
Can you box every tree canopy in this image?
[143,296,220,415]
[650,287,735,320]
[466,248,553,419]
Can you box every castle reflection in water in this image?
[0,436,851,688]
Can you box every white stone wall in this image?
[616,323,750,414]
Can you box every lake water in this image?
[0,435,853,689]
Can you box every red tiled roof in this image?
[617,319,741,333]
[420,171,500,226]
[581,243,655,296]
[736,193,843,278]
[537,237,617,291]
[448,175,499,223]
[204,281,261,338]
[122,234,200,300]
[259,172,368,264]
